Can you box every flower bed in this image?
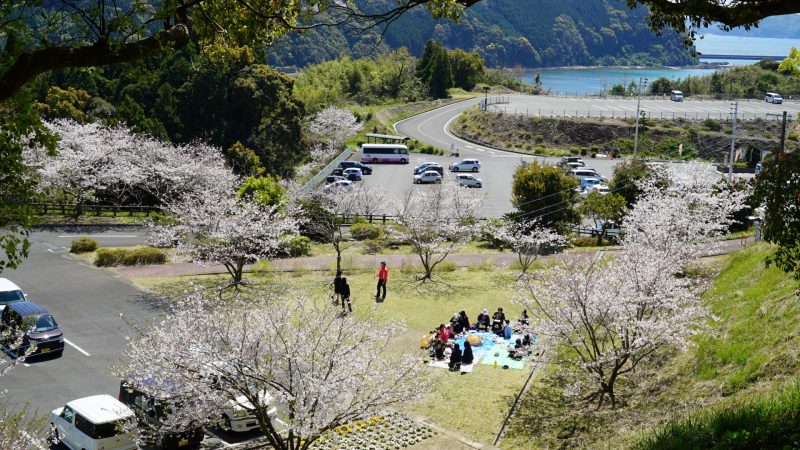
[311,411,436,450]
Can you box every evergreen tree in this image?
[427,47,454,98]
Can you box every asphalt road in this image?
[1,231,159,417]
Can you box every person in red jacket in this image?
[376,261,388,300]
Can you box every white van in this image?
[0,278,26,311]
[51,395,137,450]
[670,90,683,102]
[765,92,783,104]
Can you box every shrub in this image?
[579,147,588,156]
[70,237,98,253]
[281,235,311,257]
[788,132,799,142]
[95,247,167,267]
[591,152,598,158]
[350,223,383,240]
[571,236,599,247]
[438,261,457,272]
[703,118,722,132]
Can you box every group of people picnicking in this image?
[423,307,534,372]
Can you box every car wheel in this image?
[453,167,459,172]
[476,184,482,188]
[372,158,378,163]
[472,167,478,172]
[400,158,407,164]
[436,179,441,184]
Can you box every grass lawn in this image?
[131,265,533,446]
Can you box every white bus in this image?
[360,143,409,164]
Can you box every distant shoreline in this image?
[522,61,733,72]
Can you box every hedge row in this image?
[95,247,167,267]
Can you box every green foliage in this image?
[672,64,800,97]
[777,48,800,76]
[238,175,286,207]
[227,142,265,177]
[278,235,312,257]
[417,40,453,99]
[648,77,674,95]
[448,48,485,91]
[34,86,92,123]
[70,237,99,253]
[438,261,456,272]
[609,159,667,208]
[609,84,626,95]
[571,236,601,247]
[95,247,167,267]
[510,161,579,233]
[350,223,384,241]
[754,151,800,283]
[578,192,626,245]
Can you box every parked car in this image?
[0,278,26,311]
[339,161,373,175]
[325,175,346,184]
[765,92,783,104]
[413,161,439,173]
[670,90,684,102]
[342,167,363,181]
[570,168,605,181]
[330,168,344,176]
[118,381,205,448]
[1,301,64,357]
[579,177,604,191]
[50,395,137,450]
[413,170,442,184]
[755,162,763,176]
[565,161,586,170]
[414,164,443,175]
[449,159,480,172]
[586,184,610,195]
[455,174,482,188]
[323,180,353,193]
[559,156,584,167]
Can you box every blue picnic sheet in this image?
[451,331,528,369]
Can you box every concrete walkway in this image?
[114,239,746,279]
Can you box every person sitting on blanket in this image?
[436,324,451,342]
[461,340,474,366]
[474,309,490,331]
[458,311,470,332]
[450,312,464,335]
[522,334,533,349]
[519,309,530,325]
[449,343,463,371]
[491,307,506,335]
[503,320,513,340]
[432,340,446,361]
[508,338,524,360]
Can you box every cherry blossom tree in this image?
[24,120,237,208]
[391,182,483,281]
[517,163,747,408]
[488,219,567,277]
[0,339,46,448]
[116,289,427,450]
[308,107,363,157]
[152,190,298,284]
[300,189,361,272]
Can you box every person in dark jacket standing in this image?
[332,270,343,305]
[375,261,388,301]
[340,276,352,314]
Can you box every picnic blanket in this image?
[427,331,530,371]
[452,331,500,362]
[479,351,526,370]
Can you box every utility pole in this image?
[780,110,787,153]
[728,101,738,182]
[633,77,648,157]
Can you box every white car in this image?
[414,170,442,184]
[449,159,481,172]
[565,161,586,169]
[0,278,26,311]
[50,395,137,450]
[586,184,610,195]
[414,162,439,173]
[571,168,605,181]
[455,174,482,188]
[342,167,363,181]
[765,92,783,104]
[323,180,353,193]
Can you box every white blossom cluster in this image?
[117,290,427,450]
[24,120,238,206]
[518,163,749,407]
[487,219,567,277]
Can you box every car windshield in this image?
[0,290,24,305]
[34,315,58,332]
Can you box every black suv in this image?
[119,380,205,449]
[1,301,64,357]
[339,161,373,175]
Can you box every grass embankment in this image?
[501,243,800,449]
[452,107,783,162]
[133,265,531,446]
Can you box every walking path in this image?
[114,239,745,279]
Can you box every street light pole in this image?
[483,86,490,111]
[728,101,738,182]
[633,77,647,157]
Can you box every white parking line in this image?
[58,235,139,238]
[64,339,91,356]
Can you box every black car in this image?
[414,164,443,176]
[0,301,64,357]
[331,168,344,176]
[119,380,205,449]
[339,161,373,175]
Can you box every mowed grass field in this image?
[132,264,533,446]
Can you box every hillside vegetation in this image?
[502,244,800,448]
[266,0,696,68]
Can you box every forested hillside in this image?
[266,0,697,68]
[708,14,800,39]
